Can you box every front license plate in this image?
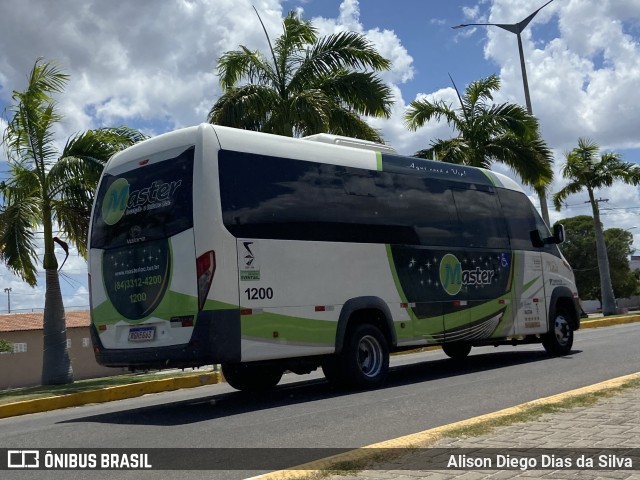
[128,326,156,342]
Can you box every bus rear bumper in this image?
[90,309,241,369]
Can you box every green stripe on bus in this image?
[241,311,336,346]
[92,289,199,326]
[480,168,503,187]
[376,151,383,171]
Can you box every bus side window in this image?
[452,187,509,249]
[496,189,539,251]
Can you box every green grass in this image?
[0,367,216,405]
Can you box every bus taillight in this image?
[196,251,216,311]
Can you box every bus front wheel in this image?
[221,363,283,392]
[542,307,574,356]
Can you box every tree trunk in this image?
[537,187,551,228]
[589,189,617,316]
[41,269,74,385]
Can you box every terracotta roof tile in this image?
[0,310,90,333]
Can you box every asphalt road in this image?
[2,323,639,480]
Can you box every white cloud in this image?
[483,0,640,152]
[309,0,415,86]
[0,0,285,138]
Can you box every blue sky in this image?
[1,0,640,312]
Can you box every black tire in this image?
[329,324,389,389]
[321,356,341,385]
[221,363,283,392]
[442,342,472,359]
[542,307,574,356]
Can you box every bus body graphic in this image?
[88,124,580,391]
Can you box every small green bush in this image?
[0,339,13,353]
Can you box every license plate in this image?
[128,326,156,342]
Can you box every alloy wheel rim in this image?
[357,335,383,378]
[554,315,571,346]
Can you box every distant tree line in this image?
[555,216,640,303]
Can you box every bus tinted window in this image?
[219,150,463,246]
[90,146,194,249]
[496,188,538,251]
[453,187,509,249]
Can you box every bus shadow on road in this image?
[60,348,581,427]
[388,348,581,385]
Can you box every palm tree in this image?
[0,58,146,384]
[404,74,553,195]
[208,10,393,142]
[553,138,640,316]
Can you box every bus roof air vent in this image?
[302,133,397,154]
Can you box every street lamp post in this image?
[4,287,11,314]
[453,0,554,226]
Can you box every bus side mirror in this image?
[531,225,565,248]
[530,230,544,248]
[553,224,565,244]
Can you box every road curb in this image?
[581,314,640,329]
[246,372,640,480]
[0,372,221,419]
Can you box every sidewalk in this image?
[325,379,640,480]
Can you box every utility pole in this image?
[4,288,11,314]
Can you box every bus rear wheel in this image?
[542,307,574,356]
[324,324,389,389]
[221,363,283,392]
[442,342,472,359]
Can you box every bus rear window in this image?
[91,146,194,249]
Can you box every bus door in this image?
[513,251,547,335]
[442,249,517,342]
[443,187,515,342]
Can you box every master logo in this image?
[440,254,462,296]
[439,253,497,296]
[102,178,130,225]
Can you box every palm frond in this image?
[61,126,146,164]
[277,89,329,136]
[51,197,92,258]
[274,11,317,61]
[3,59,67,170]
[208,84,279,130]
[302,31,391,80]
[404,98,459,131]
[312,70,392,118]
[414,138,469,163]
[485,103,539,137]
[485,134,553,186]
[463,74,500,112]
[217,47,277,90]
[552,181,585,211]
[0,194,41,286]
